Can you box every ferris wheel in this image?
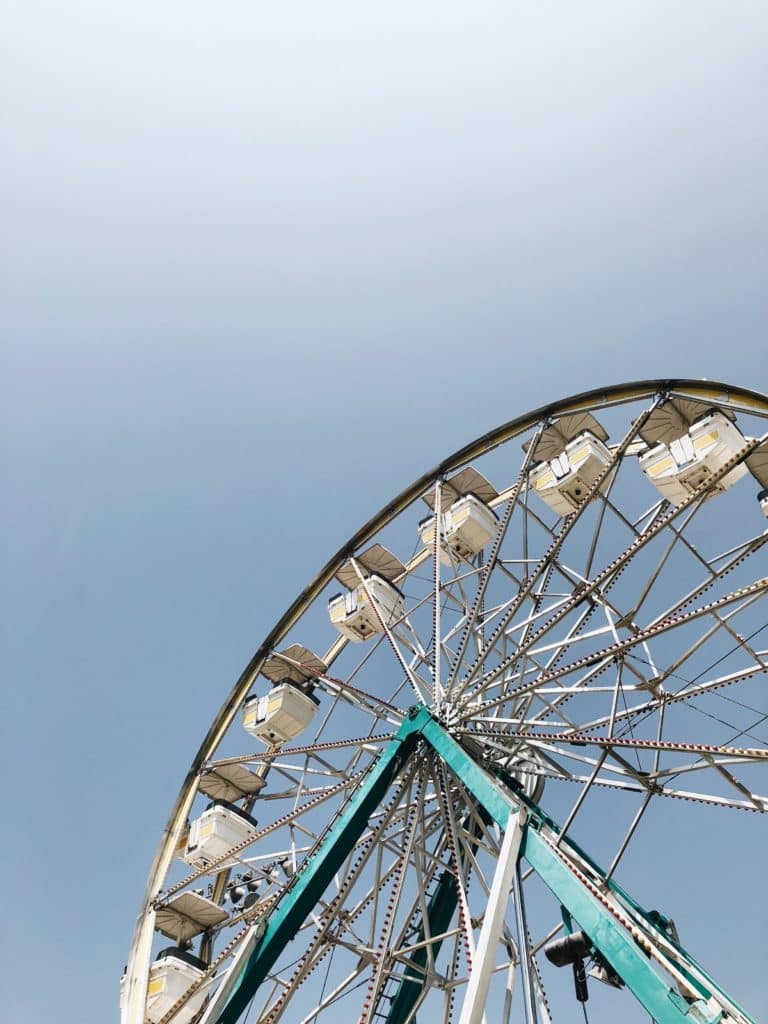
[122,379,768,1024]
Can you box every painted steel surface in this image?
[215,710,754,1024]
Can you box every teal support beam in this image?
[419,714,517,828]
[500,773,754,1023]
[417,718,730,1023]
[409,716,751,1024]
[383,866,459,1024]
[214,708,753,1024]
[521,826,723,1024]
[216,714,423,1024]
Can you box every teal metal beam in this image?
[419,721,739,1023]
[521,826,722,1024]
[407,717,748,1024]
[383,866,458,1024]
[215,714,422,1024]
[500,772,755,1023]
[214,708,753,1024]
[419,715,517,827]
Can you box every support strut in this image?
[208,707,755,1024]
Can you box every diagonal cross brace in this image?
[384,813,489,1024]
[211,707,753,1024]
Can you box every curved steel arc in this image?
[123,380,768,1024]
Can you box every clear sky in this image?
[1,3,766,1023]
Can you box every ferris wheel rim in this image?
[124,377,768,1024]
[166,377,768,788]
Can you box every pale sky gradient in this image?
[1,3,767,1022]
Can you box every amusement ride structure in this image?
[122,380,768,1024]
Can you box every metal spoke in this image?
[125,382,768,1024]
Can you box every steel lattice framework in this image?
[123,380,768,1024]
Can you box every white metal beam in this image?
[457,809,527,1024]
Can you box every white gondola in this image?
[639,410,748,504]
[758,489,768,518]
[120,950,211,1024]
[242,644,325,745]
[528,431,612,516]
[419,468,499,564]
[143,949,211,1024]
[328,544,405,642]
[180,801,258,871]
[243,682,319,745]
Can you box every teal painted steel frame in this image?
[216,717,421,1024]
[215,708,753,1024]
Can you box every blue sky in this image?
[2,3,766,1022]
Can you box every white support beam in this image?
[457,808,527,1024]
[198,919,266,1024]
